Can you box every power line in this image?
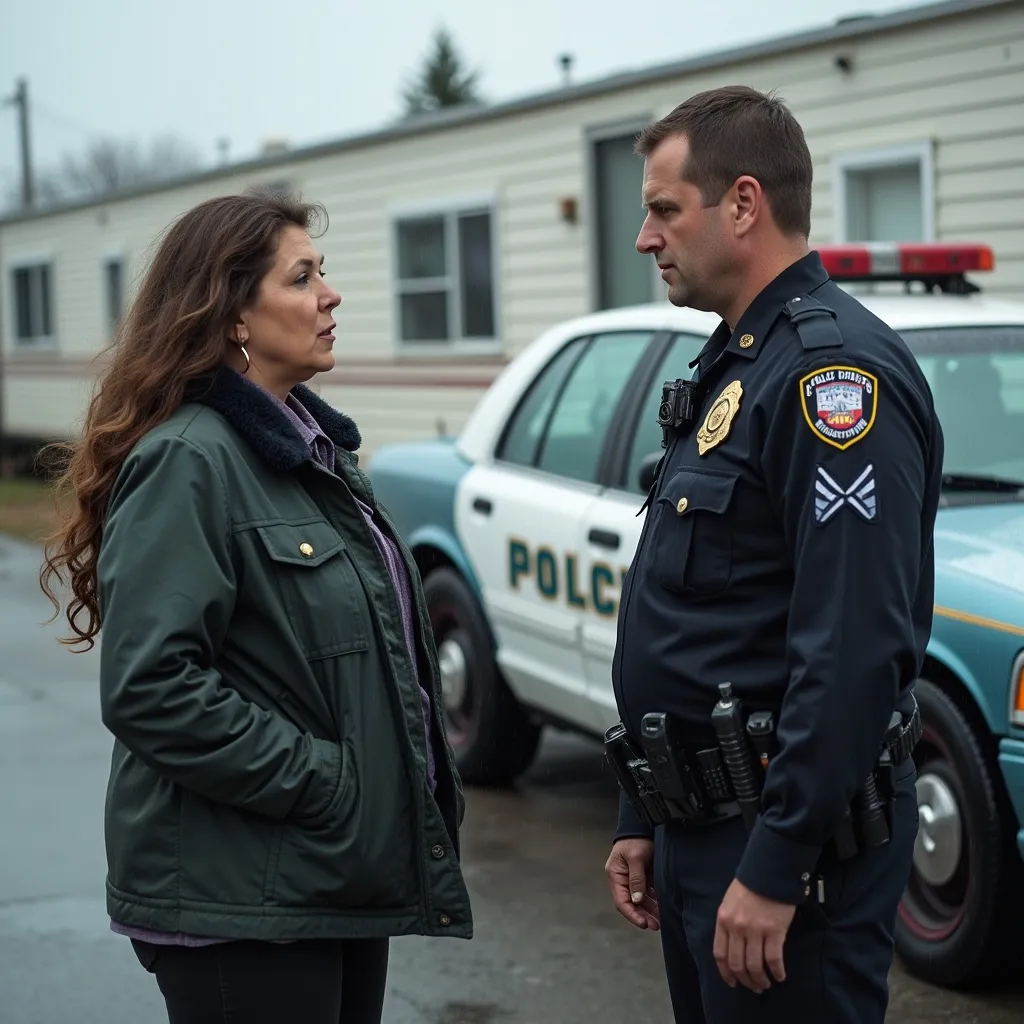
[32,99,108,142]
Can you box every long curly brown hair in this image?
[39,188,327,651]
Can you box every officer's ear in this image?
[730,175,763,239]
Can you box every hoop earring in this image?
[239,344,251,374]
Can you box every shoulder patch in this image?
[799,365,878,450]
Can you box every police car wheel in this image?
[894,678,1020,988]
[423,567,542,787]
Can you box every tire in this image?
[423,567,542,787]
[895,677,1022,988]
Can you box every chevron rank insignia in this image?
[814,464,877,525]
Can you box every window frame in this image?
[7,255,57,350]
[605,330,710,496]
[102,251,126,334]
[494,333,590,472]
[494,328,668,489]
[495,333,592,474]
[389,192,501,355]
[831,140,935,243]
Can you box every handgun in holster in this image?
[604,723,669,830]
[832,709,905,858]
[871,711,904,841]
[638,712,707,822]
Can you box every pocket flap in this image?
[256,520,346,567]
[659,468,739,516]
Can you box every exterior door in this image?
[593,132,653,309]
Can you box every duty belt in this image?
[606,691,922,859]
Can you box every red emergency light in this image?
[814,242,994,286]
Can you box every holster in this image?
[604,718,742,829]
[829,697,923,859]
[604,723,670,829]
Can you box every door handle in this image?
[588,527,620,550]
[472,496,493,515]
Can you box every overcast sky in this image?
[1,0,934,196]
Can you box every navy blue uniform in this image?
[611,251,942,1022]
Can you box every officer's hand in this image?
[605,838,660,931]
[713,879,796,993]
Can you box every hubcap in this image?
[437,638,468,712]
[914,772,963,887]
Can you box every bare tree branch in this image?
[3,134,203,212]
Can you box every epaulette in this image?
[783,295,843,350]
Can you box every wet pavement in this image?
[1,533,1022,1022]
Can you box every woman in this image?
[39,189,472,1023]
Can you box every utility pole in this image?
[0,77,35,476]
[0,322,4,476]
[4,78,34,209]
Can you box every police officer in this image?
[603,85,942,1023]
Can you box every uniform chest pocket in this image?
[255,520,369,661]
[651,468,739,596]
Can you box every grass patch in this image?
[0,477,64,545]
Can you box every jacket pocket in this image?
[268,737,418,911]
[178,790,280,906]
[256,519,370,661]
[652,467,739,596]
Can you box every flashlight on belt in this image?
[712,682,763,832]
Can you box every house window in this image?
[105,258,124,331]
[833,142,934,243]
[11,263,54,346]
[393,205,496,346]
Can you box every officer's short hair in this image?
[635,85,812,238]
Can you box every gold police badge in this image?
[697,379,743,456]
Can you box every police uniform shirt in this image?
[611,250,943,904]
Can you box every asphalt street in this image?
[1,532,1022,1023]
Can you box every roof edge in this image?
[0,0,1013,227]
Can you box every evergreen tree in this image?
[401,27,483,117]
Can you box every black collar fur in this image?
[187,366,361,473]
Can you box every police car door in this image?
[579,331,709,733]
[455,330,654,734]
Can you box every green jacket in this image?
[96,368,472,941]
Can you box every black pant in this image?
[130,936,390,1024]
[654,758,919,1024]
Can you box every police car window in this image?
[498,336,588,468]
[901,326,1024,481]
[537,331,653,484]
[622,333,707,493]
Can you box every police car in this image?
[368,242,1024,989]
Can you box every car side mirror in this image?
[638,452,662,494]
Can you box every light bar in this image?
[815,242,995,281]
